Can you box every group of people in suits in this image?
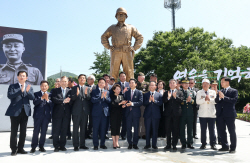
[5,70,238,156]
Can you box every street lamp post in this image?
[164,0,181,31]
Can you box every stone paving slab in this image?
[0,119,249,163]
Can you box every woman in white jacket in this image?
[196,79,217,150]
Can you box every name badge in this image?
[134,96,137,98]
[201,96,205,99]
[210,95,214,98]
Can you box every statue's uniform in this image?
[101,23,143,82]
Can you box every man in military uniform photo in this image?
[136,72,149,139]
[0,34,43,85]
[179,77,196,149]
[101,7,143,82]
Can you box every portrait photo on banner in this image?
[0,26,47,85]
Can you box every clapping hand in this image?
[26,84,31,92]
[63,97,71,103]
[120,100,127,105]
[150,95,155,102]
[168,91,171,99]
[77,87,80,96]
[44,93,49,101]
[103,91,107,98]
[205,95,210,101]
[126,101,133,107]
[173,92,177,98]
[85,87,88,94]
[219,91,224,99]
[186,96,192,103]
[123,87,128,93]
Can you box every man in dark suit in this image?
[91,77,111,150]
[48,78,61,140]
[30,80,53,153]
[210,80,221,145]
[85,75,96,139]
[189,79,199,139]
[5,71,34,156]
[66,77,75,140]
[51,76,71,152]
[215,76,238,153]
[103,74,112,139]
[71,74,91,151]
[116,72,130,140]
[143,81,162,149]
[123,78,143,149]
[163,79,184,151]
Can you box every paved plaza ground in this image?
[0,119,249,163]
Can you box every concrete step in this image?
[24,127,200,148]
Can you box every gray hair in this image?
[88,74,96,81]
[56,78,61,81]
[169,79,177,84]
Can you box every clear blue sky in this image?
[0,0,249,78]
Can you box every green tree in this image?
[134,27,250,110]
[89,48,110,83]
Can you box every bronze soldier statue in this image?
[101,7,143,82]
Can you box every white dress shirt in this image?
[130,88,136,106]
[19,83,25,89]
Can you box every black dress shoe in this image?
[100,145,107,149]
[74,147,79,151]
[113,147,117,149]
[121,137,126,140]
[200,144,206,149]
[218,148,229,151]
[173,146,177,151]
[152,146,158,149]
[218,142,222,145]
[211,145,217,150]
[94,146,98,150]
[30,148,36,153]
[229,149,236,153]
[193,135,198,139]
[187,144,195,149]
[67,137,71,140]
[142,135,146,139]
[128,144,132,149]
[80,146,89,149]
[11,150,17,156]
[17,149,28,154]
[60,147,67,151]
[105,135,109,139]
[48,136,53,139]
[39,147,46,152]
[164,145,171,150]
[133,145,139,149]
[54,148,59,152]
[144,145,151,149]
[181,145,186,149]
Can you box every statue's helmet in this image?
[115,7,128,18]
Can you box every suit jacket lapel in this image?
[59,88,63,98]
